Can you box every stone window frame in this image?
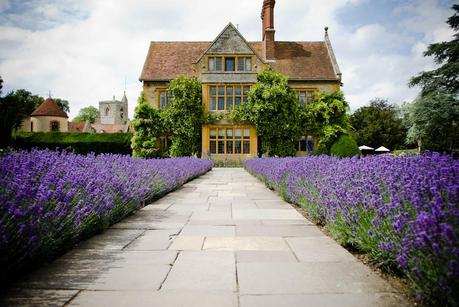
[207,55,253,72]
[294,88,317,107]
[209,126,251,155]
[208,84,251,111]
[157,88,172,109]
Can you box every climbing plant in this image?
[233,68,303,157]
[165,76,203,157]
[131,92,166,158]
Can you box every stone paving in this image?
[1,168,410,307]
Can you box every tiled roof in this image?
[31,98,68,118]
[91,124,127,133]
[140,42,210,81]
[139,41,339,81]
[68,121,85,132]
[250,41,339,81]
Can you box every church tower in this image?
[98,92,128,125]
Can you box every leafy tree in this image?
[73,106,99,123]
[131,92,165,158]
[233,68,302,157]
[403,91,459,152]
[0,89,42,147]
[165,76,203,157]
[329,134,360,158]
[54,98,70,113]
[409,5,459,96]
[350,98,406,150]
[310,91,351,154]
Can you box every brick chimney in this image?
[261,0,275,61]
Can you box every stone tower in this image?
[98,92,128,124]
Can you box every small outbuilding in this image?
[29,97,69,132]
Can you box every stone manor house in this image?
[139,0,342,159]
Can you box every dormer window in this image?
[120,107,124,119]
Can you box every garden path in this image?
[3,168,409,307]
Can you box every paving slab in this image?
[233,209,305,220]
[237,262,394,295]
[180,225,235,236]
[236,251,298,263]
[236,225,323,237]
[161,251,236,291]
[203,236,290,251]
[286,236,358,262]
[75,229,144,250]
[70,290,237,307]
[239,293,410,307]
[125,229,180,250]
[0,289,78,307]
[168,236,204,250]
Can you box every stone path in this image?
[2,168,409,307]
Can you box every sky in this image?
[0,0,455,120]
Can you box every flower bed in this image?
[245,154,459,305]
[0,149,212,282]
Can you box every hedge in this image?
[12,132,132,155]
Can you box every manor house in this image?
[139,0,341,159]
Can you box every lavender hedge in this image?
[0,149,212,282]
[245,154,459,305]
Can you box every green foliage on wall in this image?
[13,132,132,155]
[164,76,203,157]
[131,92,166,158]
[73,106,99,123]
[232,68,303,157]
[309,91,351,154]
[329,134,360,158]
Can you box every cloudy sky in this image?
[0,0,455,119]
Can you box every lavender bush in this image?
[0,149,212,282]
[245,153,459,305]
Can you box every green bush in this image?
[13,132,132,155]
[329,135,359,157]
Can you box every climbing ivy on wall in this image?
[232,68,304,157]
[164,76,204,157]
[131,92,166,158]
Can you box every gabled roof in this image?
[31,98,68,118]
[194,23,263,64]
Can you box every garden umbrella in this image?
[358,145,374,150]
[375,146,390,152]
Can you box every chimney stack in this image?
[261,0,275,61]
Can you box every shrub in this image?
[329,134,359,157]
[13,132,132,155]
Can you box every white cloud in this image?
[0,0,455,119]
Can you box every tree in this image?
[131,92,166,158]
[54,98,70,113]
[350,98,406,150]
[234,68,302,157]
[165,76,203,157]
[0,89,42,147]
[73,106,99,123]
[329,134,360,158]
[310,91,351,154]
[403,91,459,152]
[409,5,459,96]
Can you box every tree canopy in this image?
[0,89,42,147]
[409,5,459,96]
[73,106,99,123]
[233,68,303,157]
[403,91,459,152]
[350,98,406,150]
